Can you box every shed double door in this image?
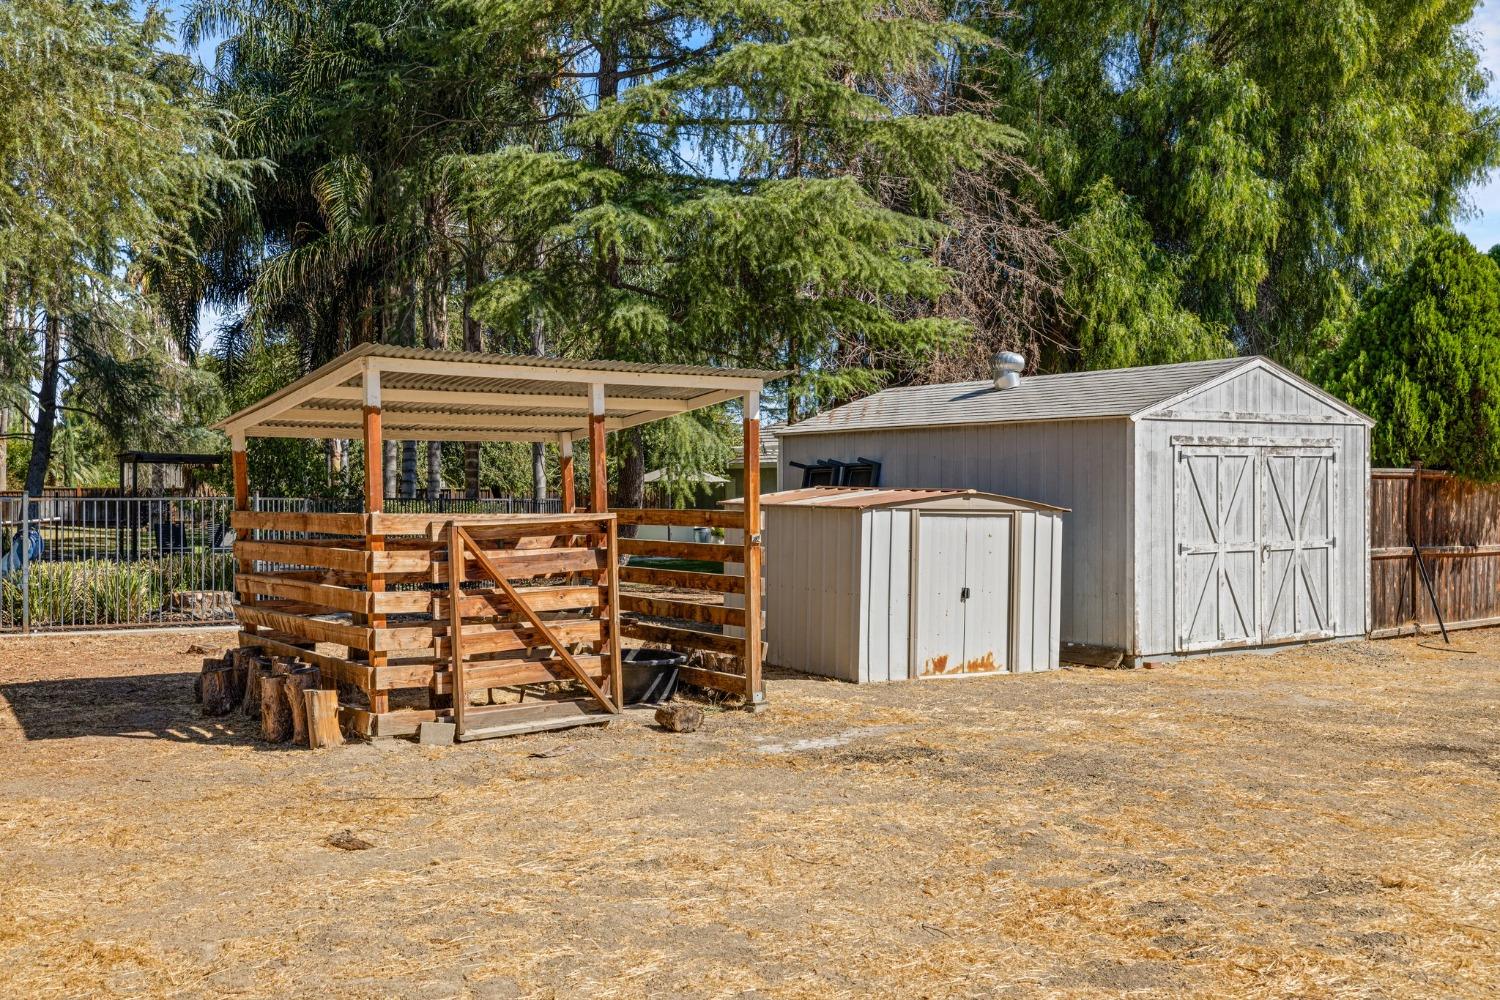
[1174,444,1336,651]
[914,514,1010,676]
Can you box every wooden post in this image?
[447,522,467,738]
[741,390,763,705]
[1410,463,1423,628]
[605,517,624,709]
[362,367,389,716]
[559,435,576,513]
[304,689,343,748]
[231,432,249,511]
[588,383,607,514]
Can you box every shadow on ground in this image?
[0,671,270,745]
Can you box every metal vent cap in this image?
[992,351,1025,391]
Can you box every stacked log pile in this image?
[197,648,343,749]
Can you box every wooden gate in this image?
[1370,468,1500,636]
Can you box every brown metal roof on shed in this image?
[723,486,1068,513]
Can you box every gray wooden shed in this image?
[729,487,1066,682]
[776,357,1373,665]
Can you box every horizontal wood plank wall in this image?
[610,508,762,697]
[231,511,618,736]
[1370,468,1500,636]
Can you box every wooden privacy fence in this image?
[1370,468,1500,637]
[611,507,764,701]
[231,510,622,738]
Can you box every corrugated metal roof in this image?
[723,487,1067,512]
[777,357,1252,435]
[218,343,787,441]
[730,424,780,468]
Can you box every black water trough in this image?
[621,648,686,705]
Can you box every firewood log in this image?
[242,658,270,720]
[260,673,293,742]
[200,660,239,717]
[283,666,320,745]
[304,688,343,749]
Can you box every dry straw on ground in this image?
[0,628,1497,998]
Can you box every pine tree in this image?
[972,0,1499,371]
[1316,231,1500,482]
[0,0,247,492]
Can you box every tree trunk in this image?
[528,295,547,508]
[24,312,61,496]
[283,666,320,745]
[532,443,546,507]
[424,199,450,499]
[261,669,294,742]
[463,227,485,499]
[243,658,270,720]
[382,440,398,500]
[618,426,646,511]
[401,441,417,498]
[200,656,245,717]
[304,688,343,748]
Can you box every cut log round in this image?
[654,703,703,733]
[282,666,321,745]
[242,658,270,720]
[200,658,243,717]
[260,673,293,742]
[304,688,343,749]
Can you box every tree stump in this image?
[283,666,321,745]
[260,672,294,742]
[654,703,703,733]
[242,658,270,720]
[200,657,244,717]
[304,688,343,749]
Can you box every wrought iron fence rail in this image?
[0,493,559,633]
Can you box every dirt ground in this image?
[0,629,1498,999]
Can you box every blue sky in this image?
[1460,4,1500,250]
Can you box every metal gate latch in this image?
[960,586,970,600]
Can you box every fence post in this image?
[20,492,30,635]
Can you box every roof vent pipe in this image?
[992,351,1025,391]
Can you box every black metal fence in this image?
[0,493,560,633]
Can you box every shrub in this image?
[1315,231,1500,481]
[1,560,164,627]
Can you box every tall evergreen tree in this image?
[973,0,1499,371]
[0,0,248,493]
[1316,231,1500,482]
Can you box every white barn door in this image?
[1174,447,1259,651]
[1174,443,1338,652]
[1261,448,1337,642]
[914,514,1011,676]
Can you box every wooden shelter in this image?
[216,345,780,740]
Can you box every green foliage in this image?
[2,560,159,627]
[977,0,1499,370]
[0,0,250,491]
[1315,232,1500,481]
[1064,181,1234,370]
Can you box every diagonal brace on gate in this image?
[445,522,620,722]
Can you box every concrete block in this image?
[418,721,456,746]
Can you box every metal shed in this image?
[777,357,1374,665]
[729,488,1066,682]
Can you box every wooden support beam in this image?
[362,367,389,714]
[742,390,764,704]
[588,383,607,513]
[231,432,249,511]
[559,436,576,513]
